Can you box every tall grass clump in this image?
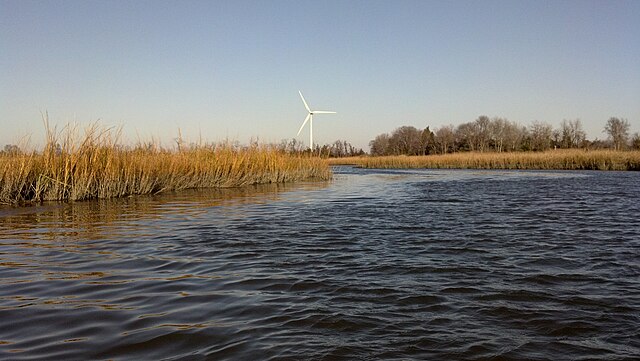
[329,150,640,171]
[0,122,331,205]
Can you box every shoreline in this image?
[1,148,331,205]
[1,123,331,205]
[327,149,640,171]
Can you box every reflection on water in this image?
[1,168,639,360]
[0,181,328,241]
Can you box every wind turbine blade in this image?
[297,114,310,136]
[312,111,336,114]
[299,91,311,113]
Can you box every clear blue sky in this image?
[2,0,639,150]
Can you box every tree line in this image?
[2,138,366,159]
[277,139,365,158]
[3,117,634,158]
[369,116,638,156]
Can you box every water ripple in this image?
[1,169,639,360]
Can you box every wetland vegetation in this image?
[2,115,638,205]
[0,123,330,205]
[336,115,639,170]
[328,149,640,170]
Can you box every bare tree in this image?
[326,140,362,157]
[560,119,586,148]
[475,115,491,152]
[330,140,346,157]
[631,133,640,150]
[490,117,508,152]
[456,122,478,151]
[369,133,390,156]
[3,144,21,155]
[604,117,630,150]
[388,126,422,155]
[279,138,304,154]
[573,119,587,148]
[503,122,527,152]
[560,120,572,148]
[529,121,554,151]
[552,129,561,149]
[435,125,455,154]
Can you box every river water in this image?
[1,167,639,360]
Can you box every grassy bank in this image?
[0,125,331,205]
[328,149,640,171]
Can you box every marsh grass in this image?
[329,150,640,171]
[0,123,330,205]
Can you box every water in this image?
[1,167,639,360]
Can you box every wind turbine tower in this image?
[296,91,336,150]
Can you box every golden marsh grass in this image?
[0,124,331,205]
[328,150,640,171]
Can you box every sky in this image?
[2,0,639,150]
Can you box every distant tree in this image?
[631,133,640,150]
[529,121,554,151]
[420,126,436,155]
[388,126,422,155]
[318,144,330,157]
[452,117,527,152]
[573,119,587,148]
[329,140,346,157]
[3,144,20,155]
[327,140,362,157]
[279,138,305,154]
[560,119,586,148]
[350,146,365,156]
[586,138,609,150]
[456,122,478,151]
[490,117,508,152]
[434,125,456,154]
[502,121,527,152]
[369,133,390,156]
[560,120,572,148]
[551,129,562,149]
[603,117,630,151]
[474,115,491,152]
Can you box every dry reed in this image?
[0,123,331,205]
[328,150,640,171]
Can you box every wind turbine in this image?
[296,91,336,150]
